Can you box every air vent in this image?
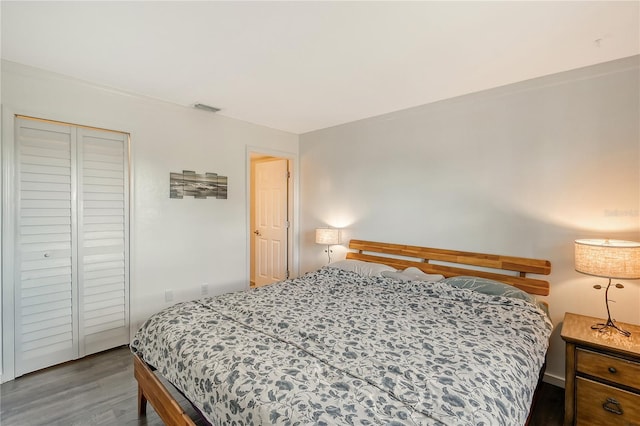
[193,103,220,113]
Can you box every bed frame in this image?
[346,239,550,295]
[133,239,551,425]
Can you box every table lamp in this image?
[315,228,341,263]
[574,239,640,336]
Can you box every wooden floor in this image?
[1,346,565,425]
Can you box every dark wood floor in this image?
[1,346,564,425]
[529,382,565,426]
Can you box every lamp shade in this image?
[315,228,341,245]
[575,239,640,279]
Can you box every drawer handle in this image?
[608,366,617,374]
[603,398,623,415]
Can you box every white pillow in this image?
[402,267,445,282]
[327,259,396,277]
[382,267,444,282]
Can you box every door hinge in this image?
[287,171,291,179]
[286,270,290,279]
[285,220,290,229]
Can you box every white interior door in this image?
[15,118,78,376]
[254,159,288,287]
[13,117,130,376]
[77,127,129,356]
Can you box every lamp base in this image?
[591,318,631,337]
[590,278,631,337]
[324,246,333,264]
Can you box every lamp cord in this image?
[591,278,631,337]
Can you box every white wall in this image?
[300,55,640,385]
[2,55,639,386]
[1,60,298,379]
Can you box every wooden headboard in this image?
[345,240,551,296]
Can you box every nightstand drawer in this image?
[576,377,640,426]
[577,348,640,389]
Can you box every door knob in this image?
[254,230,261,236]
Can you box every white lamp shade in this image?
[315,228,341,245]
[575,239,640,279]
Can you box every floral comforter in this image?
[131,267,552,426]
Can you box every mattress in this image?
[131,266,552,425]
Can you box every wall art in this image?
[170,170,228,199]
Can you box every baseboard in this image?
[543,372,565,388]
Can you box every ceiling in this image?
[2,1,639,134]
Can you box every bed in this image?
[131,239,552,425]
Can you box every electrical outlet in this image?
[165,289,174,302]
[201,283,209,296]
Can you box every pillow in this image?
[440,275,535,303]
[401,267,445,282]
[327,259,396,277]
[382,268,445,282]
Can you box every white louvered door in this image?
[15,119,78,376]
[78,127,129,356]
[14,117,129,376]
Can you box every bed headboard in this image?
[345,240,551,296]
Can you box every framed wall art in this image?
[170,170,228,199]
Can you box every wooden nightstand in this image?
[561,312,640,425]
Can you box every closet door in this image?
[15,118,78,376]
[14,117,130,376]
[78,128,129,356]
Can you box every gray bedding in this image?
[131,267,552,425]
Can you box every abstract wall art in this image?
[170,170,228,199]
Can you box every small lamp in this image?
[575,239,640,336]
[315,228,341,263]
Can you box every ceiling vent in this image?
[193,103,220,113]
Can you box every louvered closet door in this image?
[15,118,78,376]
[77,128,129,356]
[14,117,130,376]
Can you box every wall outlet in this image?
[165,289,174,302]
[201,283,209,296]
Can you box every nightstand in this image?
[561,312,640,425]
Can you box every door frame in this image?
[2,106,19,382]
[246,146,298,288]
